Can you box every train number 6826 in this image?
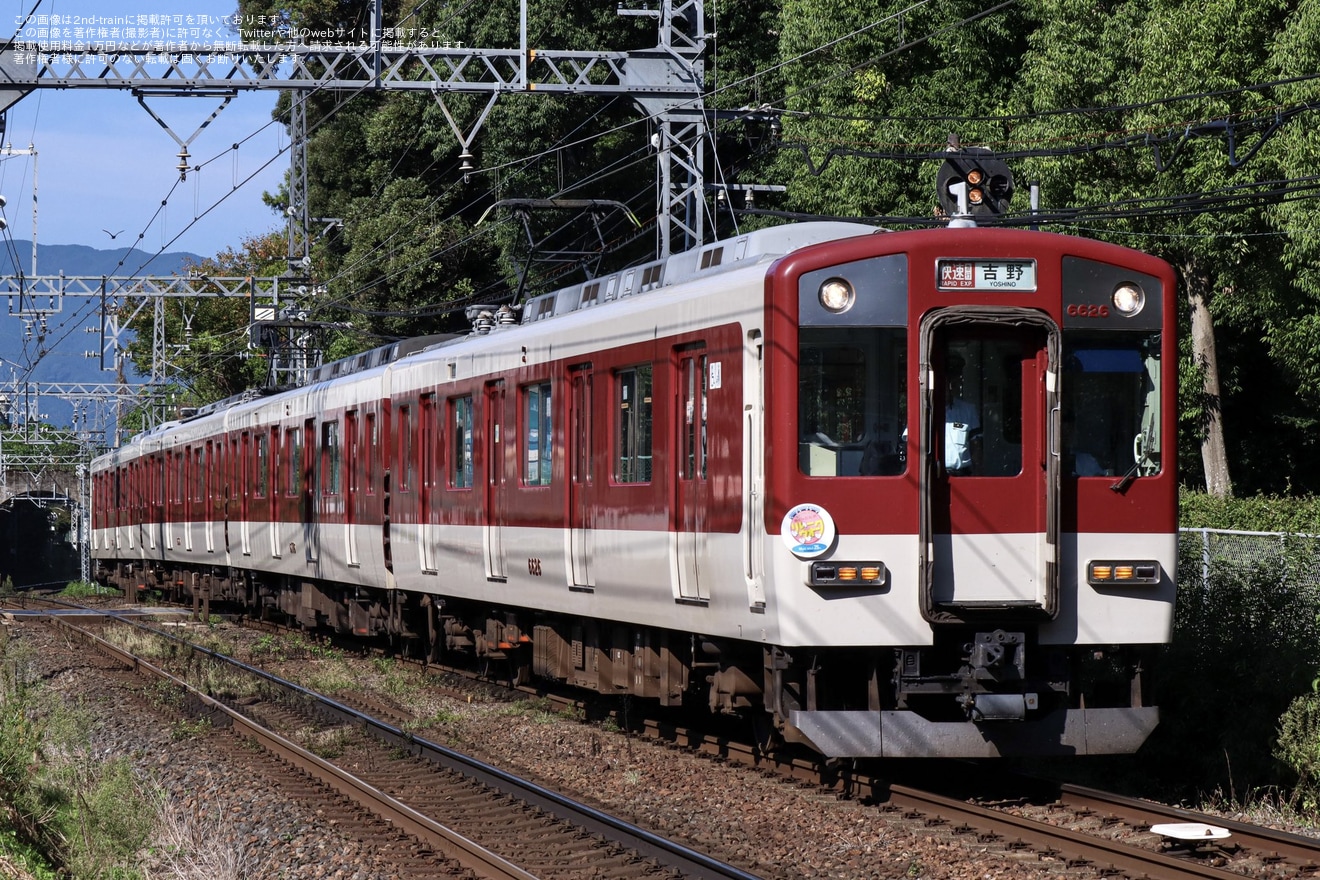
[1066,303,1110,318]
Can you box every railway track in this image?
[16,603,762,880]
[13,596,1320,880]
[884,782,1320,880]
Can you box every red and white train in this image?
[92,210,1177,758]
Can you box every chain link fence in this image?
[1180,527,1320,589]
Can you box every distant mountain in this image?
[0,241,205,430]
[0,240,203,278]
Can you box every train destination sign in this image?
[936,258,1037,292]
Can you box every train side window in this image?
[321,420,341,495]
[451,395,474,489]
[364,411,377,494]
[193,446,206,501]
[522,381,552,486]
[615,364,653,483]
[397,405,414,493]
[680,355,708,480]
[214,442,224,500]
[270,429,282,498]
[420,394,437,491]
[286,428,302,496]
[254,433,269,499]
[273,435,281,496]
[345,412,359,494]
[799,327,907,477]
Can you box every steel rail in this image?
[1060,783,1320,868]
[888,783,1250,880]
[47,614,539,880]
[44,607,766,880]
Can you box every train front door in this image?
[919,310,1060,618]
[568,365,594,589]
[674,348,710,602]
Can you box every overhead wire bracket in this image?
[477,199,641,303]
[132,88,237,180]
[433,91,501,178]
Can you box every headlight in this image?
[818,278,855,313]
[1111,282,1146,316]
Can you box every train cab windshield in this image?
[796,325,1162,482]
[798,327,906,477]
[1062,330,1162,479]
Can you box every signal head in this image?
[936,148,1014,219]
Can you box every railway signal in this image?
[937,147,1015,219]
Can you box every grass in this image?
[140,801,250,879]
[57,581,119,600]
[169,718,213,741]
[0,827,60,879]
[0,615,307,878]
[305,663,357,695]
[246,635,288,661]
[294,726,352,760]
[0,646,158,880]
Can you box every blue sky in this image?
[0,0,287,263]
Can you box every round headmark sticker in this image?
[781,503,836,558]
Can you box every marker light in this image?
[810,560,887,587]
[819,278,855,313]
[1088,560,1162,586]
[1112,282,1146,316]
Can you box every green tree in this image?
[1256,0,1320,490]
[760,0,1038,227]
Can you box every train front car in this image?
[761,226,1176,758]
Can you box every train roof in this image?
[301,333,461,386]
[106,221,882,455]
[517,221,880,327]
[275,222,881,390]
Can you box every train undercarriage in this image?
[97,559,1157,758]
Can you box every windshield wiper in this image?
[1110,462,1140,493]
